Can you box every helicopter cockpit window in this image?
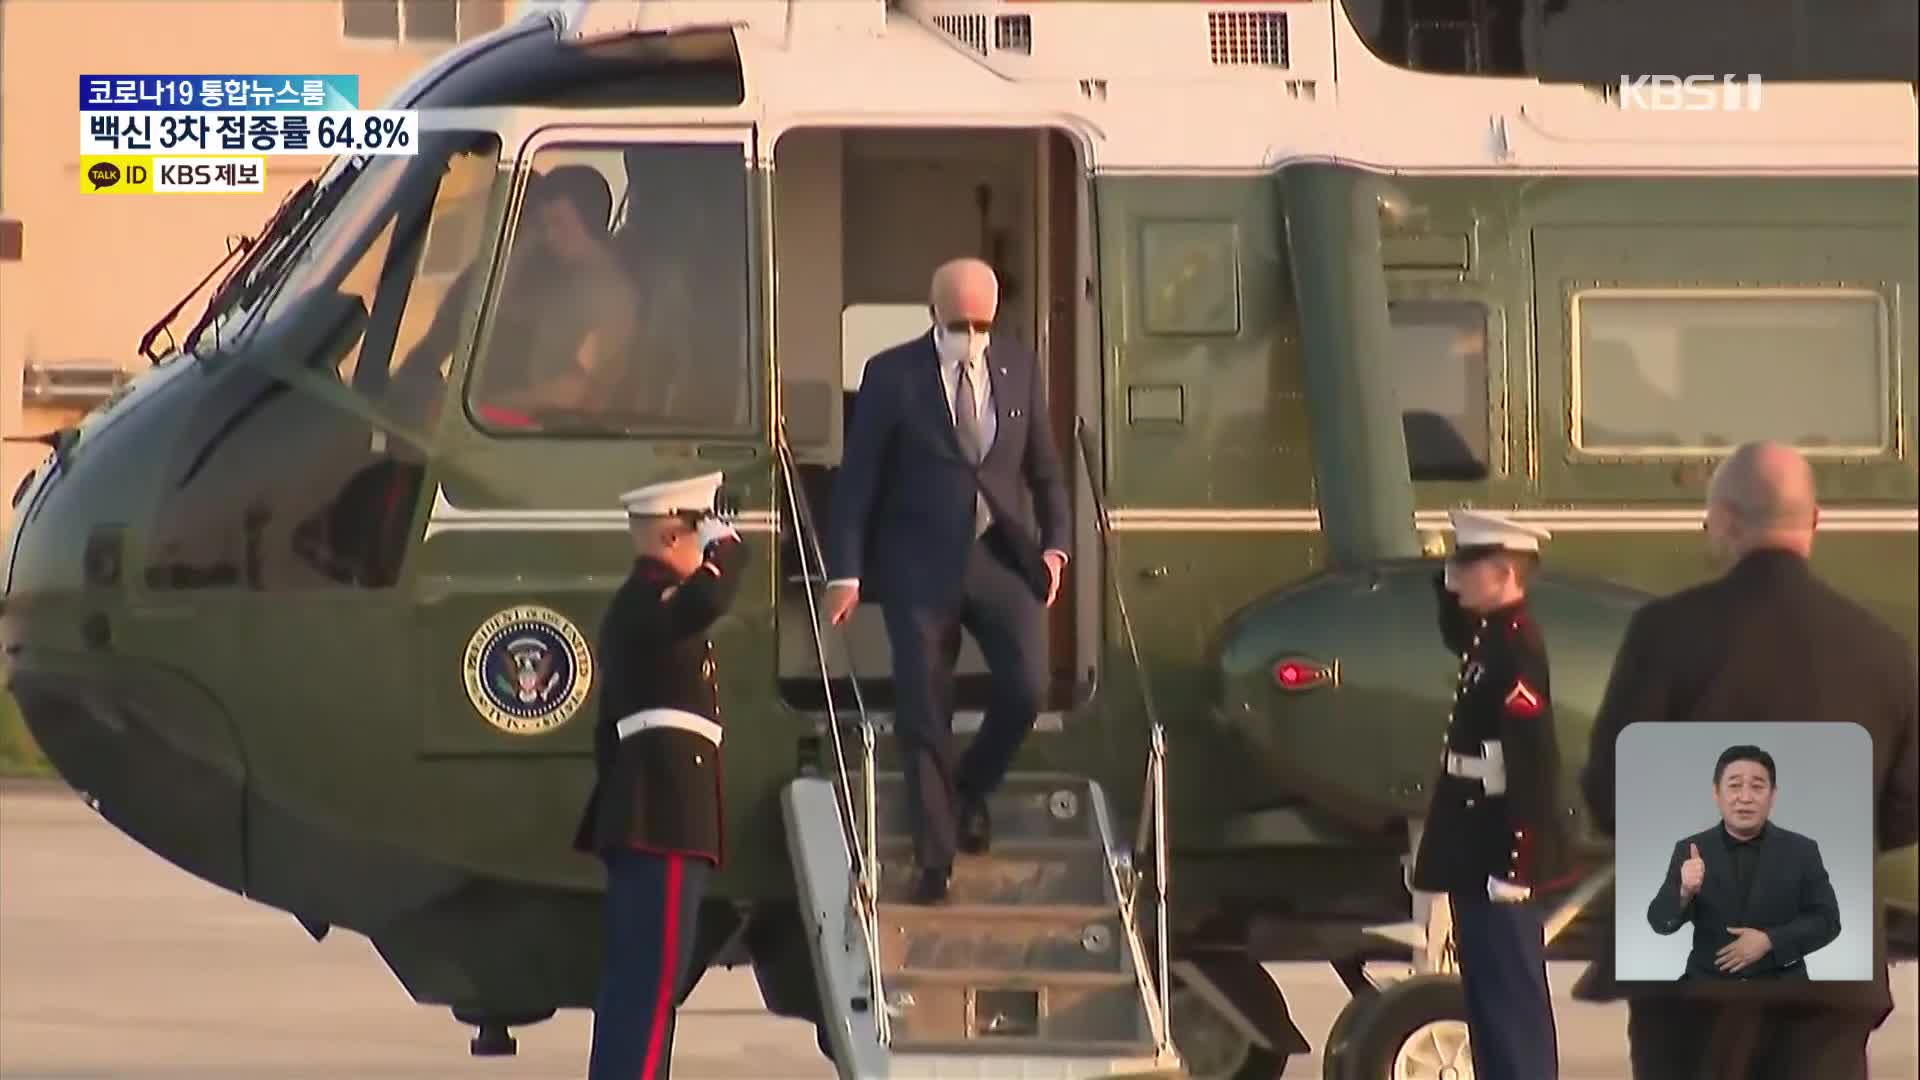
[465,141,753,436]
[1387,300,1490,481]
[143,132,503,595]
[241,133,503,423]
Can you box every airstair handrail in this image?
[775,421,890,1048]
[1073,417,1176,1062]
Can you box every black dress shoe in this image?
[957,796,992,856]
[909,867,951,905]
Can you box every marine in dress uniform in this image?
[1410,509,1573,1080]
[573,471,749,1080]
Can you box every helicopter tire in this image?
[1321,975,1470,1080]
[1168,953,1308,1080]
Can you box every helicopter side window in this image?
[464,141,753,436]
[1571,289,1889,455]
[1387,300,1491,482]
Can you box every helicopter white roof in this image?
[490,0,1917,175]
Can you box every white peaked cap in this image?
[620,471,725,517]
[1449,508,1552,553]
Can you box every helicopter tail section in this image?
[782,772,1181,1079]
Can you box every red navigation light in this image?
[1272,657,1334,691]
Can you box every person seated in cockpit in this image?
[387,164,636,431]
[470,164,637,429]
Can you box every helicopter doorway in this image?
[771,126,1096,733]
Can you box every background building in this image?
[0,0,509,531]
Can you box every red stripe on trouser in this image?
[639,854,684,1080]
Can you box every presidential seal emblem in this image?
[463,605,594,735]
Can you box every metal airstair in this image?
[775,423,1183,1079]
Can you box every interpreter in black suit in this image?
[824,257,1071,905]
[1647,745,1841,982]
[574,471,748,1080]
[1577,441,1920,1080]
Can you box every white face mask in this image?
[934,323,990,367]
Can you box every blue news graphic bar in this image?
[80,75,358,112]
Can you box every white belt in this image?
[615,709,723,747]
[1444,740,1506,795]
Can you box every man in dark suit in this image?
[825,257,1071,904]
[1578,441,1919,1080]
[1646,745,1842,981]
[574,471,748,1080]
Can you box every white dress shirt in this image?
[829,350,1067,590]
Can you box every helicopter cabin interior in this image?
[767,126,1097,728]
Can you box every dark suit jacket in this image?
[1648,822,1840,982]
[827,330,1070,609]
[1576,548,1919,1010]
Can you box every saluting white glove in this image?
[1487,876,1532,904]
[696,515,739,550]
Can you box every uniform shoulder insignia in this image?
[1504,679,1544,719]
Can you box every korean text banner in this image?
[80,75,358,112]
[82,112,417,156]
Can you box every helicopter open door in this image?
[769,127,1098,734]
[411,120,771,759]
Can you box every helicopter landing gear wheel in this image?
[1322,975,1472,1080]
[469,1023,515,1056]
[1168,982,1290,1079]
[453,1008,552,1058]
[1166,953,1306,1079]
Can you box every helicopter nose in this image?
[6,655,248,897]
[1,360,248,897]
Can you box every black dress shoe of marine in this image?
[957,795,992,856]
[910,866,951,905]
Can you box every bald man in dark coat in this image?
[1578,441,1919,1080]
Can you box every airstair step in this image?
[876,845,1116,907]
[891,1039,1165,1062]
[882,971,1155,1052]
[846,772,1108,848]
[784,775,1174,1076]
[877,904,1131,975]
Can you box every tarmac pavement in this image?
[1,781,1913,1079]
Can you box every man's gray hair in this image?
[1707,441,1817,532]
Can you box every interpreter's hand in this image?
[826,583,859,626]
[1716,927,1772,974]
[1680,842,1706,901]
[696,515,739,551]
[1043,551,1067,608]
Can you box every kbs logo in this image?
[154,157,265,193]
[1616,74,1764,112]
